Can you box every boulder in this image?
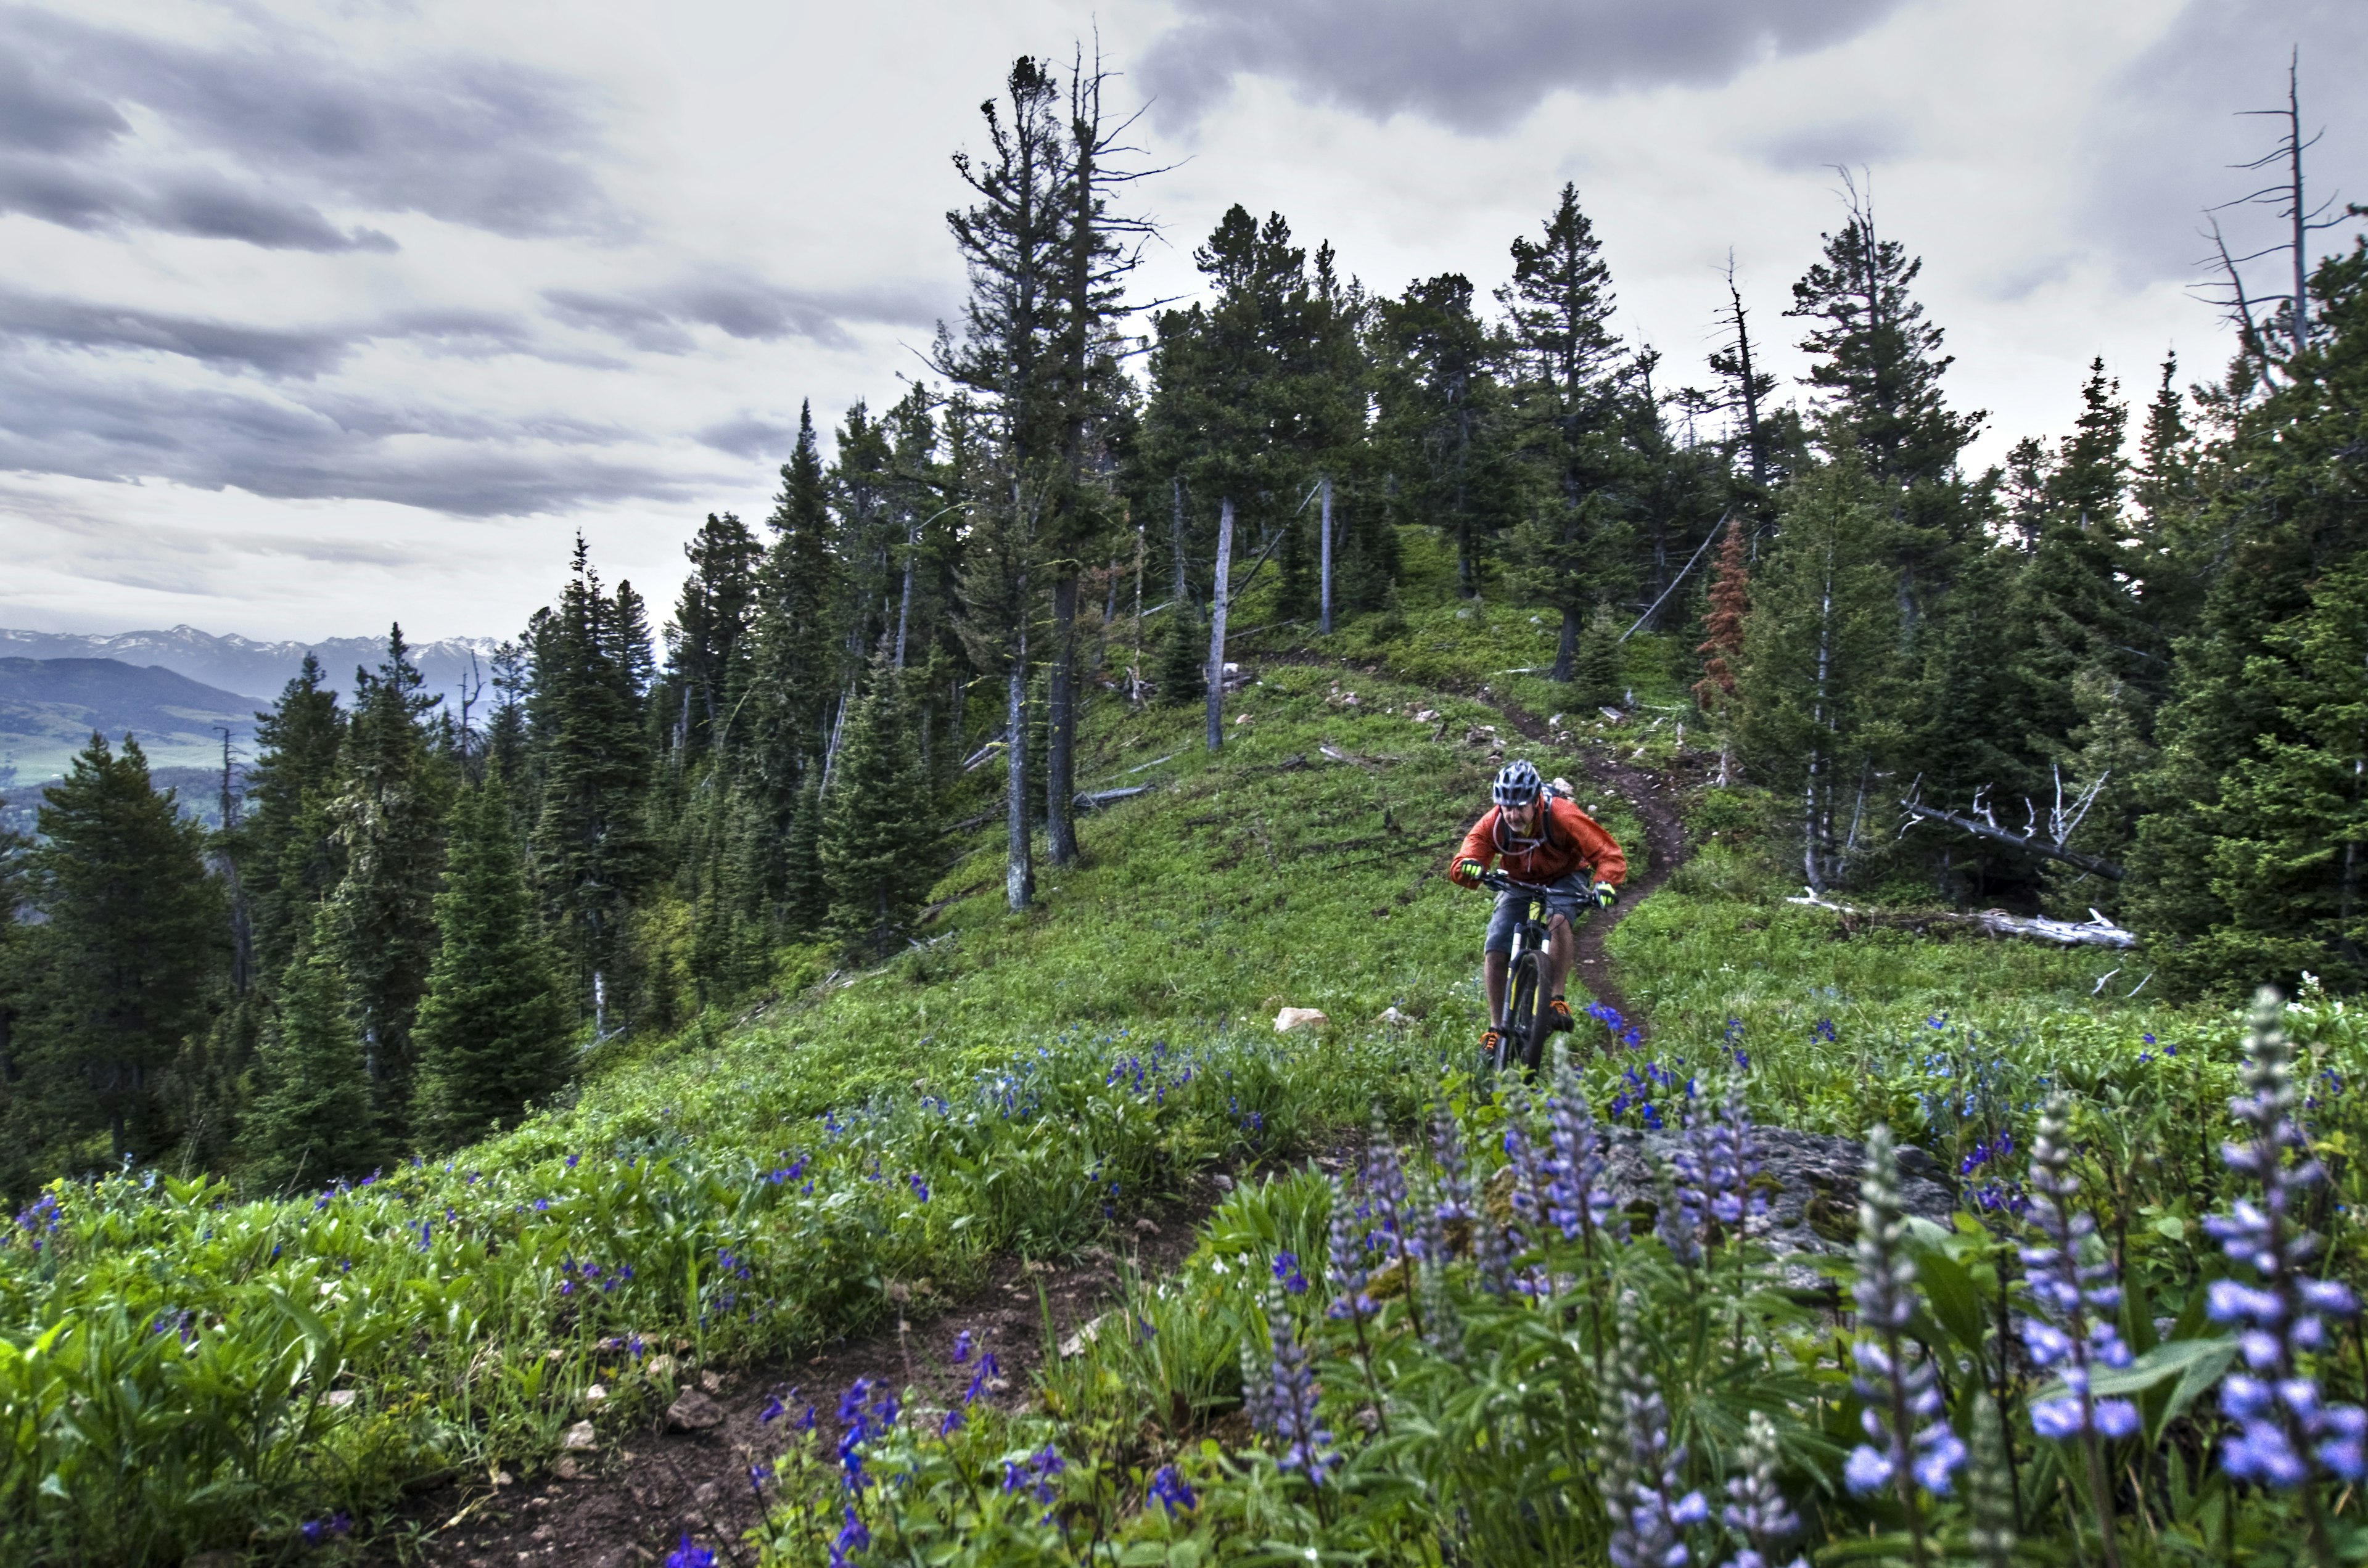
[1273,1007,1329,1033]
[665,1389,725,1432]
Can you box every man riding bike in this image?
[1448,758,1627,1071]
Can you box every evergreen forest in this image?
[2,48,2367,1568]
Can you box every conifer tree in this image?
[413,774,573,1149]
[1576,604,1625,707]
[1736,463,1906,891]
[243,654,345,982]
[331,628,450,1122]
[1497,183,1630,676]
[1154,601,1207,708]
[1375,272,1521,599]
[22,734,223,1164]
[243,906,385,1192]
[779,772,828,940]
[2128,244,2368,985]
[664,512,763,758]
[1786,178,1985,634]
[821,657,933,960]
[749,405,843,819]
[2192,551,2368,988]
[529,543,656,1025]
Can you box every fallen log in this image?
[1785,893,2136,948]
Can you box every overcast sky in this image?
[1,0,2361,644]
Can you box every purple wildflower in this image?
[2203,990,2368,1490]
[2017,1094,2139,1448]
[1723,1411,1807,1568]
[1264,1282,1336,1485]
[962,1351,1000,1405]
[664,1532,716,1568]
[951,1329,972,1365]
[1545,1048,1626,1247]
[1272,1250,1309,1294]
[1149,1463,1196,1514]
[1601,1292,1709,1568]
[829,1504,869,1567]
[1846,1127,1965,1515]
[1327,1176,1378,1322]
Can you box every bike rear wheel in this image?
[1504,950,1548,1078]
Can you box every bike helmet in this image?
[1492,758,1543,808]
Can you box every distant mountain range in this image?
[0,625,500,705]
[0,657,259,787]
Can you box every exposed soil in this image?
[367,1149,1362,1568]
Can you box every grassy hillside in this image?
[4,573,2352,1566]
[0,655,258,780]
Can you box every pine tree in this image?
[1375,272,1521,599]
[1736,463,1907,892]
[529,542,656,1025]
[1576,604,1625,707]
[2181,552,2368,988]
[244,654,346,982]
[413,774,574,1149]
[331,628,450,1125]
[1786,178,1986,637]
[2012,359,2153,758]
[749,404,844,824]
[1154,601,1207,708]
[779,771,828,940]
[22,734,224,1164]
[820,657,933,960]
[665,512,764,758]
[1497,183,1630,677]
[2126,244,2368,982]
[1904,546,2039,900]
[243,906,385,1192]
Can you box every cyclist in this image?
[1448,758,1626,1069]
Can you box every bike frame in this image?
[1481,873,1559,1078]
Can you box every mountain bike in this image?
[1479,872,1561,1079]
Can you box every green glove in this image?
[1592,881,1618,908]
[1456,858,1487,885]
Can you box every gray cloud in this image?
[1138,0,1910,133]
[0,155,398,251]
[0,289,352,377]
[545,273,946,354]
[1752,113,1914,171]
[0,5,622,243]
[0,359,704,517]
[694,414,797,460]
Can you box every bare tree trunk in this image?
[1318,474,1334,634]
[1046,572,1079,866]
[1805,567,1836,892]
[1206,497,1234,752]
[894,522,918,668]
[1005,633,1033,911]
[1555,607,1580,684]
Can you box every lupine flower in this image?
[2204,988,2368,1488]
[1239,1334,1275,1436]
[1272,1250,1309,1294]
[1326,1176,1378,1323]
[1655,1153,1704,1270]
[1264,1282,1337,1484]
[939,1407,964,1438]
[908,1172,929,1202]
[1428,1104,1474,1242]
[829,1504,869,1567]
[298,1511,353,1546]
[1149,1463,1196,1514]
[2018,1094,2139,1445]
[759,1394,786,1424]
[1697,1079,1766,1240]
[1846,1127,1965,1508]
[1721,1411,1806,1568]
[665,1532,716,1568]
[1600,1292,1708,1568]
[748,1462,771,1495]
[951,1329,972,1365]
[1544,1048,1626,1247]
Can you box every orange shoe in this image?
[1479,1028,1503,1072]
[1546,997,1576,1032]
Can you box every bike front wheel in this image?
[1503,950,1548,1078]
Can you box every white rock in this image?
[325,1389,357,1410]
[561,1420,598,1451]
[1273,1007,1329,1033]
[1375,1006,1412,1028]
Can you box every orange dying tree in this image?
[1693,517,1749,712]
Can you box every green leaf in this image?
[1907,1238,1988,1358]
[2034,1335,2235,1405]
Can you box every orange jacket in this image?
[1449,797,1627,889]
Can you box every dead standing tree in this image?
[1898,769,2124,881]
